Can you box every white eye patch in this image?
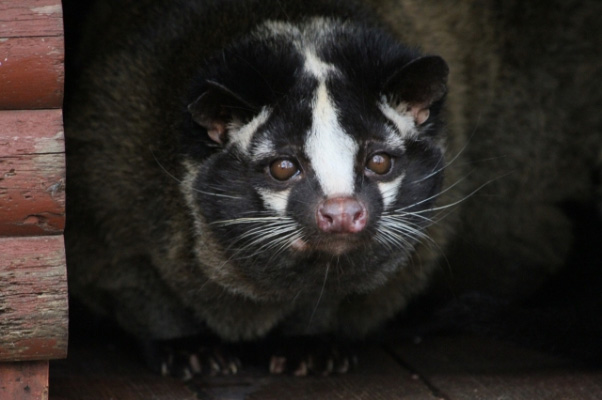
[379,99,418,141]
[378,174,405,210]
[228,108,272,154]
[258,187,291,215]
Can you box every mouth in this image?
[291,234,365,256]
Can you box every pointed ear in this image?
[384,55,449,125]
[188,81,258,144]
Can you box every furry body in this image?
[65,0,601,345]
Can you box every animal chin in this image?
[291,234,364,256]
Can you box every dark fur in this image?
[64,0,601,350]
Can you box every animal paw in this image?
[142,339,241,380]
[267,337,357,376]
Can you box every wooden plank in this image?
[242,346,436,400]
[389,334,602,400]
[191,345,435,400]
[0,36,64,109]
[0,235,68,362]
[0,0,63,39]
[0,361,49,400]
[50,345,199,400]
[50,341,436,400]
[0,109,65,236]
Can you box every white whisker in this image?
[406,172,511,215]
[151,150,242,200]
[374,169,508,256]
[210,214,304,264]
[395,172,472,213]
[211,216,291,225]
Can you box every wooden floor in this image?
[49,332,602,400]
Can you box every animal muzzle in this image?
[316,197,368,234]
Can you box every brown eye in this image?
[269,158,300,181]
[366,153,392,175]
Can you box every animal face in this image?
[182,19,448,297]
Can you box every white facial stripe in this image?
[261,20,340,81]
[229,108,271,154]
[258,188,291,215]
[378,174,405,210]
[304,49,337,80]
[379,100,418,140]
[262,20,301,37]
[252,136,275,160]
[383,125,406,150]
[306,82,358,196]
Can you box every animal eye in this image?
[269,158,300,181]
[366,153,392,175]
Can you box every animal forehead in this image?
[259,19,348,74]
[260,18,341,48]
[243,27,405,166]
[249,79,395,156]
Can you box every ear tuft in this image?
[188,81,258,144]
[384,55,449,125]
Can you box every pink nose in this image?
[317,197,368,234]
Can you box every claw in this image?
[209,357,221,375]
[270,356,287,374]
[228,361,239,375]
[293,361,308,377]
[181,367,193,382]
[161,362,170,377]
[189,354,202,374]
[336,357,350,374]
